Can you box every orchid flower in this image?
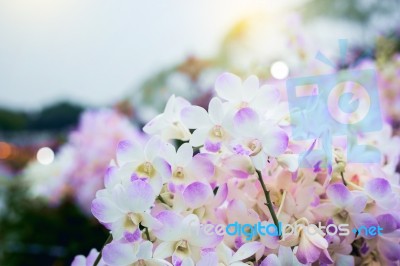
[160,142,214,190]
[230,107,288,170]
[279,219,333,264]
[313,183,379,239]
[144,95,191,141]
[153,211,223,266]
[74,71,400,265]
[102,240,172,266]
[116,137,170,195]
[181,97,230,152]
[214,72,280,116]
[71,249,106,266]
[197,242,263,266]
[92,179,160,242]
[260,246,305,266]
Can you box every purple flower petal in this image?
[214,183,228,207]
[188,154,215,179]
[296,235,322,264]
[233,108,260,137]
[124,180,155,212]
[116,140,143,166]
[377,214,399,233]
[124,228,141,243]
[91,197,123,223]
[261,127,288,157]
[260,254,280,266]
[104,166,119,189]
[183,182,213,209]
[351,213,379,239]
[346,192,368,213]
[378,238,400,261]
[102,241,137,266]
[326,183,351,208]
[365,178,392,200]
[153,211,184,241]
[196,251,218,266]
[204,140,221,152]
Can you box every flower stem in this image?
[256,170,280,230]
[157,195,167,204]
[93,233,112,266]
[144,226,151,241]
[340,172,347,186]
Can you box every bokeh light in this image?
[270,61,289,79]
[36,147,55,165]
[0,142,12,159]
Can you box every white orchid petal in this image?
[230,242,262,263]
[181,106,211,129]
[215,72,242,101]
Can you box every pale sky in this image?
[0,0,394,110]
[0,0,310,110]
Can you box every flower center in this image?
[248,139,262,156]
[175,240,190,256]
[136,162,155,178]
[238,101,249,109]
[173,166,185,179]
[338,210,348,220]
[209,125,225,140]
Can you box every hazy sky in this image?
[2,0,395,111]
[0,0,307,110]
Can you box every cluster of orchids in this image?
[24,109,142,212]
[73,73,400,266]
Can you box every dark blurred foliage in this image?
[0,182,108,266]
[0,102,83,132]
